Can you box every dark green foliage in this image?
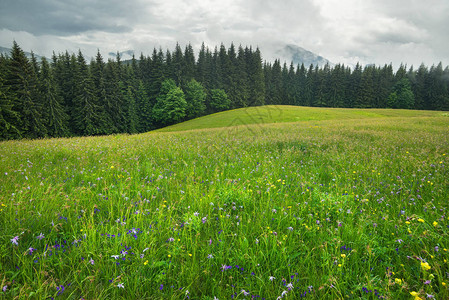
[38,57,70,137]
[5,41,47,138]
[387,78,415,109]
[72,51,102,136]
[1,41,448,141]
[184,79,206,119]
[152,79,187,125]
[0,74,21,140]
[209,89,230,112]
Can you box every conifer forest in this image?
[1,41,448,140]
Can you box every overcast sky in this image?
[0,0,448,68]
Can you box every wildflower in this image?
[168,237,174,242]
[159,284,163,290]
[395,278,402,285]
[341,254,346,258]
[241,289,249,296]
[36,233,45,240]
[421,262,431,271]
[10,236,19,246]
[286,282,294,290]
[89,258,94,265]
[207,254,214,259]
[2,286,7,292]
[433,221,438,227]
[117,283,124,288]
[287,227,293,231]
[194,211,199,217]
[426,294,434,298]
[202,216,207,224]
[418,218,425,223]
[111,255,119,259]
[28,247,36,254]
[144,260,148,265]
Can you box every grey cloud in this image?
[0,0,153,35]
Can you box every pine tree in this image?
[124,85,139,134]
[234,45,250,107]
[135,80,152,131]
[248,47,265,106]
[0,70,21,140]
[91,50,114,134]
[39,57,70,137]
[387,77,415,109]
[149,48,165,107]
[72,50,101,136]
[6,41,46,138]
[104,59,127,132]
[183,43,196,85]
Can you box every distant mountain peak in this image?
[274,44,332,67]
[0,46,45,60]
[108,50,135,60]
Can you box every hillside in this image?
[157,105,444,132]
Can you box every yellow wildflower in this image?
[395,278,402,285]
[421,262,431,271]
[417,218,424,223]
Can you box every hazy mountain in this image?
[274,44,332,67]
[0,46,46,60]
[108,50,135,60]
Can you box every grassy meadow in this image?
[0,106,448,299]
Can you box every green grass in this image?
[0,106,448,299]
[157,105,444,132]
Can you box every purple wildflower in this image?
[36,233,45,240]
[10,236,19,246]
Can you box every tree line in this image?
[1,41,448,140]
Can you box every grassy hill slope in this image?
[157,105,444,132]
[0,107,448,299]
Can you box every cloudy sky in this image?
[0,0,448,68]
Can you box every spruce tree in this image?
[72,50,101,136]
[6,41,46,138]
[248,47,265,106]
[39,57,70,137]
[0,72,21,140]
